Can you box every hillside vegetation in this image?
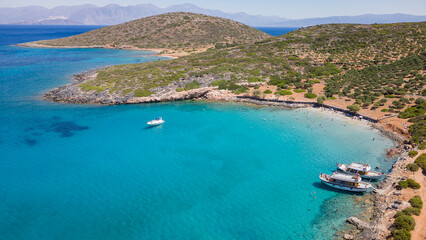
[85,22,424,97]
[78,22,425,142]
[33,12,271,50]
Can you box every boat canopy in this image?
[331,171,361,183]
[348,163,371,172]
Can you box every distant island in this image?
[18,13,426,239]
[19,12,270,57]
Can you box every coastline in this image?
[9,22,425,240]
[39,55,421,240]
[232,96,424,240]
[41,71,409,145]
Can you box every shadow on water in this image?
[44,121,89,137]
[24,138,37,146]
[21,118,89,145]
[144,124,163,130]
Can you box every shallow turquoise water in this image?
[0,26,395,240]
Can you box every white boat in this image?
[337,162,383,180]
[319,171,373,192]
[147,117,165,126]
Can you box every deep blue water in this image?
[0,25,104,46]
[255,27,299,36]
[0,25,394,240]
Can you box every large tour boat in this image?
[337,162,383,180]
[319,171,373,192]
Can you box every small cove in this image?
[0,25,395,240]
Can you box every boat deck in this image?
[348,163,370,171]
[331,172,360,182]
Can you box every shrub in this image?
[263,89,272,94]
[394,215,415,231]
[407,178,421,189]
[406,163,419,172]
[398,180,409,189]
[395,211,407,218]
[293,89,306,93]
[347,104,361,113]
[392,229,411,240]
[381,108,388,112]
[176,87,184,92]
[304,92,317,99]
[409,195,423,209]
[233,86,248,94]
[402,207,421,216]
[248,76,264,83]
[252,89,261,97]
[419,142,426,150]
[408,151,418,157]
[184,80,201,90]
[79,84,105,93]
[415,153,426,174]
[415,98,425,105]
[317,96,327,105]
[398,106,425,119]
[134,88,153,97]
[276,90,293,96]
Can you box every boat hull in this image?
[147,122,163,126]
[320,180,369,192]
[356,174,381,180]
[147,120,165,126]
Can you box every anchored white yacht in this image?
[147,117,165,126]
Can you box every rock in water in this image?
[347,217,370,230]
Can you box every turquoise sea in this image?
[0,26,395,240]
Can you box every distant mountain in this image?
[0,3,286,26]
[1,4,425,27]
[269,13,426,27]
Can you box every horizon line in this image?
[1,3,426,20]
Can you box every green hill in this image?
[82,22,425,98]
[32,12,271,50]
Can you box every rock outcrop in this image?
[347,217,370,230]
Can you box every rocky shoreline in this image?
[339,149,421,240]
[43,68,226,104]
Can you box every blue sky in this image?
[1,0,426,19]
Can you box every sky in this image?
[1,0,426,19]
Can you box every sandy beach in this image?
[16,42,211,59]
